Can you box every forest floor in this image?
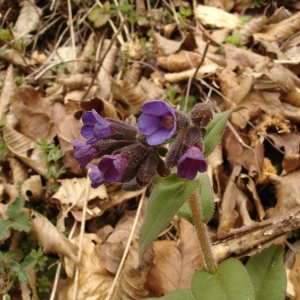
[0,0,300,299]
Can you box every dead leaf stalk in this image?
[106,191,146,300]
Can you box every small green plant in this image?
[0,137,9,162]
[176,6,192,23]
[0,26,11,41]
[36,277,51,294]
[110,0,140,24]
[252,0,266,7]
[14,76,26,86]
[36,138,66,193]
[0,197,31,240]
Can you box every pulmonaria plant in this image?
[72,100,212,190]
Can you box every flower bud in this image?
[190,103,213,128]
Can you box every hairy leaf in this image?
[146,288,195,299]
[191,258,255,300]
[139,174,198,255]
[246,245,287,300]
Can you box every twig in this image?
[213,205,300,262]
[67,0,77,72]
[184,41,210,112]
[72,173,91,300]
[105,191,146,300]
[50,220,78,300]
[81,23,124,101]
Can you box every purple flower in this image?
[138,100,176,146]
[98,154,128,182]
[81,109,113,144]
[71,140,99,168]
[177,146,207,180]
[88,164,105,188]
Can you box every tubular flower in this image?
[138,100,176,146]
[98,154,129,182]
[88,164,105,188]
[71,140,98,168]
[81,109,113,144]
[177,146,207,180]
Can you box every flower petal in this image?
[142,100,173,116]
[138,114,161,135]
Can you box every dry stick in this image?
[95,0,124,45]
[188,191,218,273]
[67,0,77,72]
[113,0,130,40]
[80,23,124,101]
[105,191,146,300]
[72,173,91,300]
[50,220,78,300]
[213,205,300,262]
[184,41,210,112]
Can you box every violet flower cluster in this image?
[72,101,213,190]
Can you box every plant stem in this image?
[188,191,217,273]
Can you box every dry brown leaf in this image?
[237,174,265,220]
[58,234,114,300]
[0,65,16,121]
[12,0,42,39]
[2,125,48,175]
[157,51,211,72]
[21,175,44,203]
[164,64,220,83]
[124,63,142,85]
[218,164,255,236]
[178,219,204,286]
[58,74,93,91]
[145,240,182,296]
[77,33,95,73]
[204,0,234,12]
[289,250,300,299]
[257,39,287,60]
[30,210,78,262]
[27,267,38,300]
[254,11,300,43]
[3,184,19,204]
[195,5,241,29]
[111,79,150,110]
[7,157,28,184]
[139,77,165,100]
[225,44,268,71]
[10,85,55,142]
[20,281,31,300]
[100,209,145,274]
[239,16,268,45]
[51,178,107,217]
[80,97,120,120]
[233,0,253,14]
[268,170,300,217]
[153,32,197,56]
[113,241,154,300]
[281,91,300,107]
[145,219,204,297]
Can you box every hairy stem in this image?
[188,191,217,273]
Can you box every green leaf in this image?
[18,270,29,283]
[7,196,25,219]
[191,258,255,300]
[4,249,24,263]
[177,173,215,224]
[246,244,287,300]
[177,201,194,224]
[204,107,245,157]
[0,220,12,240]
[146,288,195,299]
[139,173,199,255]
[195,173,215,223]
[10,261,21,272]
[21,255,37,271]
[10,211,31,232]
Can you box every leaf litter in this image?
[1,0,300,299]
